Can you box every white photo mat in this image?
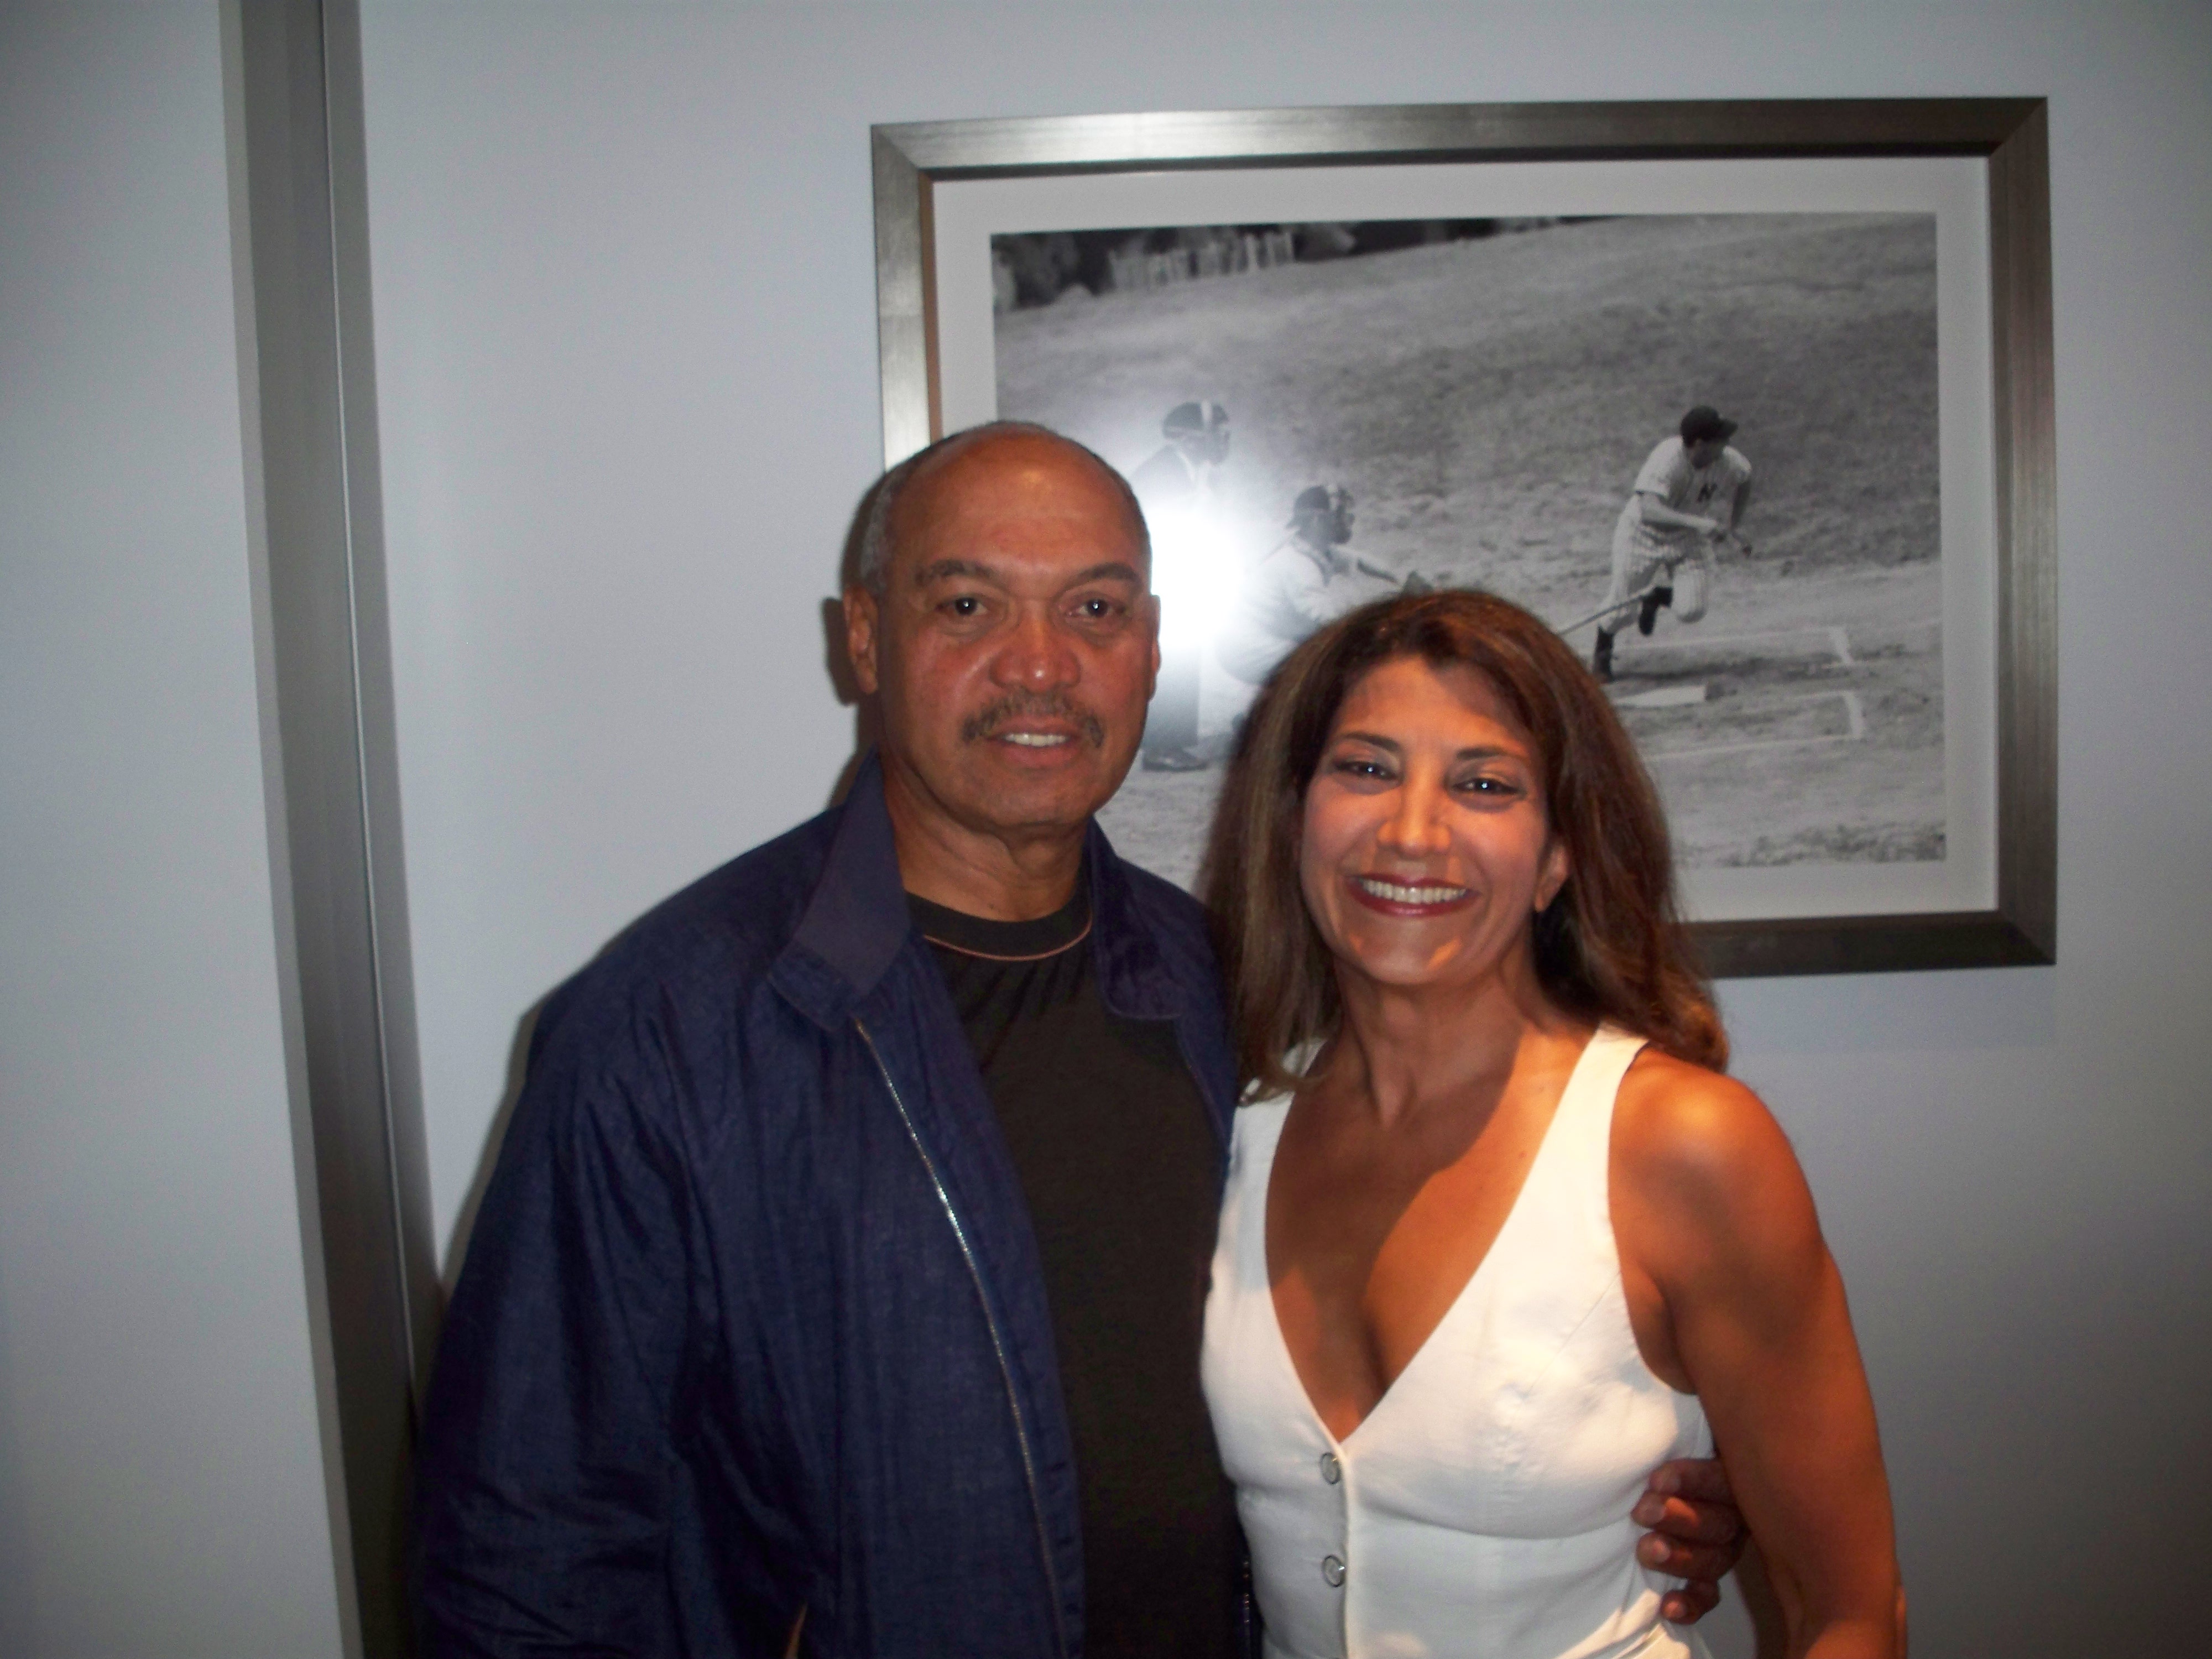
[930,156,1997,927]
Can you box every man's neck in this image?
[879,770,1088,922]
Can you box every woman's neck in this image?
[1326,954,1584,1130]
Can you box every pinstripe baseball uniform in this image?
[1605,436,1751,614]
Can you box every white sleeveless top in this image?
[1200,1027,1714,1659]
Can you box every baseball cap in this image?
[1290,484,1334,522]
[1679,405,1738,444]
[1164,400,1229,436]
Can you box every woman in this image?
[1199,591,1899,1659]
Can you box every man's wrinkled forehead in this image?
[889,432,1149,576]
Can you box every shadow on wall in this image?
[823,463,886,809]
[0,1298,33,1655]
[1720,962,2057,1058]
[441,997,542,1289]
[441,470,890,1281]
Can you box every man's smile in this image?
[961,694,1106,750]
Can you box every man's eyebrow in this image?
[909,559,1145,588]
[1065,561,1144,587]
[910,558,1000,586]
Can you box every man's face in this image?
[1296,497,1351,549]
[844,432,1160,851]
[1173,426,1227,468]
[1686,435,1728,468]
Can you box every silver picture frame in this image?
[870,100,2056,978]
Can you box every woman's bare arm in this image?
[1613,1054,1901,1659]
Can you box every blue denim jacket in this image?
[414,754,1239,1657]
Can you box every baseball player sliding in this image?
[1590,405,1753,683]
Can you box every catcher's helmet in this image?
[1290,484,1355,545]
[1162,399,1230,439]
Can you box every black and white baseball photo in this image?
[990,212,1943,899]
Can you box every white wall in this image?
[353,1,2210,1653]
[0,4,347,1656]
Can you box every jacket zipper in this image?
[853,1018,1071,1659]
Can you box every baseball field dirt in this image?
[995,212,1944,891]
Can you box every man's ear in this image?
[1141,593,1162,700]
[842,587,881,697]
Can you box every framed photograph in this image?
[871,101,2054,977]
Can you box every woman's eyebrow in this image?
[1331,731,1402,754]
[1332,733,1525,762]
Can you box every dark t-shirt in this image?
[911,883,1239,1659]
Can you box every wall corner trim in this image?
[224,2,435,1653]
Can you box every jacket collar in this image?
[772,750,1189,1030]
[773,753,911,1030]
[1084,817,1183,1024]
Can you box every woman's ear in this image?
[1535,837,1571,914]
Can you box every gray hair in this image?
[852,420,1150,594]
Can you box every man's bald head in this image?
[853,421,1150,597]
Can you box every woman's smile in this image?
[1299,655,1566,994]
[1347,872,1476,914]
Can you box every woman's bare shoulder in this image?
[1611,1047,1819,1262]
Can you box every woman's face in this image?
[1298,655,1568,995]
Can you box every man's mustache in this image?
[961,693,1108,749]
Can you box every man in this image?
[1131,400,1230,773]
[1218,484,1407,690]
[1591,405,1754,683]
[1130,399,1231,507]
[413,424,1742,1657]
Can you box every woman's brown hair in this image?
[1202,588,1726,1097]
